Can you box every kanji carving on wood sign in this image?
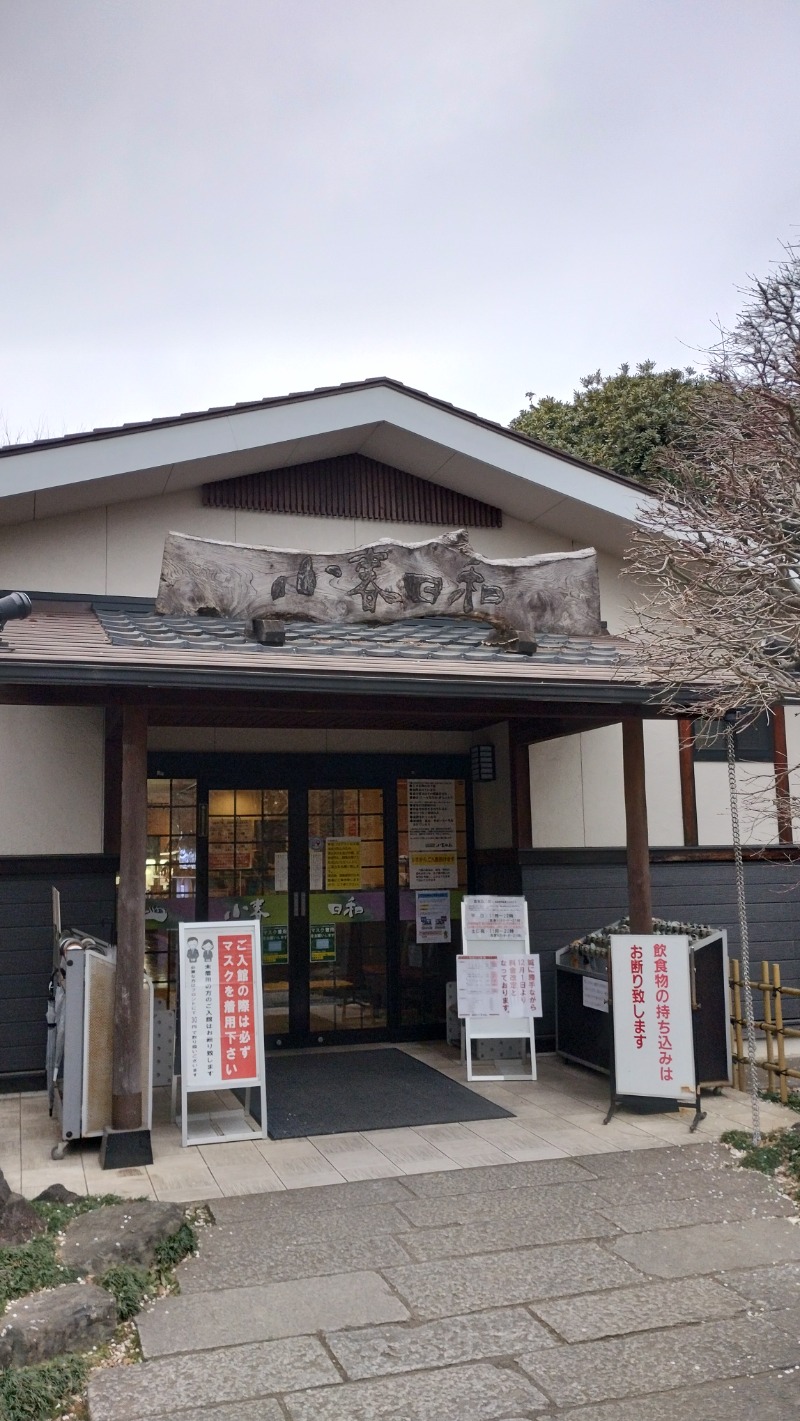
[155,528,602,638]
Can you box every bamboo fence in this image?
[729,957,800,1102]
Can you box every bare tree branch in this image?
[625,242,800,723]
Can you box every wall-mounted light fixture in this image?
[471,744,496,782]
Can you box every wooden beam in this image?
[677,717,699,847]
[773,704,793,846]
[112,704,148,1130]
[509,729,533,851]
[622,717,653,933]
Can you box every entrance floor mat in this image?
[251,1048,513,1139]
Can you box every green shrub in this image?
[100,1264,151,1321]
[0,1353,88,1421]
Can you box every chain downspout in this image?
[726,722,761,1144]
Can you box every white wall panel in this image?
[580,724,627,846]
[530,735,585,847]
[643,719,684,846]
[696,761,778,845]
[106,490,236,597]
[0,707,104,853]
[783,706,800,840]
[0,507,108,594]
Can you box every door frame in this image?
[149,750,474,1047]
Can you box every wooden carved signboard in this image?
[155,527,602,638]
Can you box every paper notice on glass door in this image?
[309,837,324,891]
[325,837,361,890]
[408,779,458,889]
[415,889,451,943]
[273,851,288,893]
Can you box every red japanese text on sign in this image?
[217,933,255,1081]
[653,940,673,1082]
[630,943,646,1050]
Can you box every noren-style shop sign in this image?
[609,934,696,1103]
[178,922,265,1091]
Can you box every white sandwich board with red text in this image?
[177,921,268,1146]
[609,934,696,1104]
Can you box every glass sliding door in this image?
[206,788,291,1037]
[307,787,387,1034]
[146,752,473,1047]
[145,776,198,1007]
[396,777,468,1029]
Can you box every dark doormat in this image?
[245,1049,513,1139]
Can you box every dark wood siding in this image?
[521,858,800,1050]
[202,454,503,528]
[0,858,118,1088]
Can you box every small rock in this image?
[0,1193,46,1245]
[0,1169,10,1207]
[58,1200,184,1275]
[0,1282,117,1368]
[34,1183,82,1204]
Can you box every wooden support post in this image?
[622,717,653,934]
[677,717,699,847]
[510,729,533,852]
[761,958,775,1097]
[773,963,788,1105]
[112,703,148,1131]
[730,956,744,1091]
[773,705,793,846]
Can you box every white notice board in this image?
[459,895,537,1081]
[178,921,268,1145]
[462,895,528,941]
[456,954,542,1019]
[609,934,696,1103]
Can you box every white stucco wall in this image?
[783,705,800,840]
[529,717,685,849]
[0,488,574,599]
[0,706,105,854]
[695,761,778,845]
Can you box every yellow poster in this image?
[325,837,361,890]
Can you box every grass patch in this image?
[31,1194,123,1238]
[0,1237,77,1313]
[0,1353,89,1421]
[722,1126,800,1192]
[0,1196,126,1312]
[100,1265,152,1322]
[759,1088,800,1114]
[0,1200,198,1420]
[152,1221,196,1279]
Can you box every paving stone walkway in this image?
[88,1141,800,1420]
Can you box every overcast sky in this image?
[1,0,798,442]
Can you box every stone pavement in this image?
[88,1141,800,1420]
[3,1044,795,1203]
